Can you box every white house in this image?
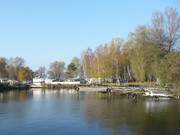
[32,78,45,88]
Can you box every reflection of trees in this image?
[0,90,33,103]
[81,93,180,135]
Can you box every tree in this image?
[150,11,165,50]
[82,48,96,78]
[34,66,46,78]
[128,26,149,82]
[6,65,17,80]
[6,57,26,80]
[18,67,33,81]
[8,57,25,68]
[95,38,123,81]
[165,8,180,52]
[127,25,166,83]
[156,52,180,87]
[66,62,78,79]
[48,61,65,80]
[149,8,180,87]
[71,57,80,77]
[168,52,180,90]
[81,38,126,82]
[150,8,180,53]
[0,57,8,78]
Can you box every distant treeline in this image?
[0,8,179,90]
[0,57,33,81]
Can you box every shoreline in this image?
[1,83,180,99]
[31,85,180,100]
[0,83,30,91]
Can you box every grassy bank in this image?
[41,84,80,90]
[104,82,157,87]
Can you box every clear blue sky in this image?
[0,0,179,70]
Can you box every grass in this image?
[104,82,157,87]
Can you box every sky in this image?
[0,0,179,70]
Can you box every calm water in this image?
[0,89,180,135]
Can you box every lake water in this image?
[0,89,180,135]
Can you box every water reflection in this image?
[81,93,180,135]
[0,89,180,135]
[144,99,171,113]
[0,90,33,103]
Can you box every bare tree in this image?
[150,8,180,52]
[48,61,65,80]
[34,66,46,78]
[150,11,165,49]
[165,8,180,52]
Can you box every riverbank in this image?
[79,86,178,99]
[1,82,180,99]
[31,84,180,99]
[0,83,30,91]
